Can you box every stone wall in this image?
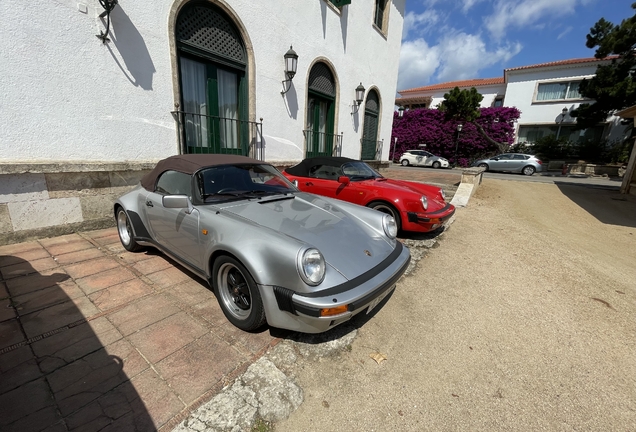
[0,163,154,245]
[0,159,393,246]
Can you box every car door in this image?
[299,163,342,199]
[145,170,203,270]
[489,154,511,171]
[414,151,426,166]
[510,154,527,172]
[421,151,434,166]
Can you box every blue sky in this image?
[397,0,633,91]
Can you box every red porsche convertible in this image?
[283,157,455,233]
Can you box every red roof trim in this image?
[504,56,618,73]
[400,77,504,93]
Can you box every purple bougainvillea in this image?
[390,107,521,167]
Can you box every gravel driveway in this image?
[274,179,636,431]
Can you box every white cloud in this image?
[402,10,441,40]
[557,26,573,40]
[486,0,579,40]
[397,39,441,91]
[461,0,487,13]
[436,33,522,81]
[397,33,523,91]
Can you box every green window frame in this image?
[176,4,249,155]
[374,0,388,30]
[306,62,337,158]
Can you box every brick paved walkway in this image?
[0,230,276,431]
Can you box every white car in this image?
[399,150,449,168]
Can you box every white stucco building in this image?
[0,0,405,243]
[396,57,629,146]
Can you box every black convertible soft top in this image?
[140,154,262,191]
[285,156,357,177]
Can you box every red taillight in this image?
[537,160,543,165]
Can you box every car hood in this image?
[216,193,395,279]
[363,178,447,210]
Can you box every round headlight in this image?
[298,248,326,286]
[440,189,446,201]
[382,214,398,239]
[420,195,428,211]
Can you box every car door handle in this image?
[305,182,313,186]
[146,200,153,207]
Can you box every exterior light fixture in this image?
[351,83,365,115]
[281,46,298,95]
[556,107,568,139]
[398,106,404,117]
[96,0,119,43]
[454,123,463,167]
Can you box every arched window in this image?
[361,89,380,160]
[176,3,248,154]
[305,62,336,158]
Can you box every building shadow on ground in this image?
[555,183,636,228]
[0,256,154,431]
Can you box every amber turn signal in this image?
[320,305,349,317]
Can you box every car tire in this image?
[401,159,410,166]
[213,255,266,331]
[116,207,143,252]
[478,163,489,171]
[522,165,536,176]
[367,201,401,232]
[432,161,441,169]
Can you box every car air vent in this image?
[273,286,296,315]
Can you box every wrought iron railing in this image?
[360,138,383,161]
[303,130,343,157]
[171,111,264,160]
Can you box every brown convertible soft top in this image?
[140,154,263,191]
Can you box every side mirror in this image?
[163,195,193,214]
[337,176,350,185]
[491,157,499,161]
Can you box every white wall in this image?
[505,64,629,143]
[0,0,405,163]
[505,66,599,126]
[425,84,505,109]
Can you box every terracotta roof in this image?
[399,56,621,95]
[504,56,618,73]
[400,77,504,94]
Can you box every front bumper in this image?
[259,242,411,333]
[402,203,455,232]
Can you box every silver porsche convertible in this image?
[115,155,410,333]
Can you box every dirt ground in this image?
[274,179,636,431]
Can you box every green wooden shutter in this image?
[330,0,351,6]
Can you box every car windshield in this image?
[341,161,383,180]
[197,164,297,203]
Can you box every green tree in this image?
[572,3,636,128]
[438,87,511,153]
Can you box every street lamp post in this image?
[556,107,568,139]
[392,107,404,163]
[454,123,463,167]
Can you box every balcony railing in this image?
[303,130,343,157]
[361,138,383,161]
[171,111,264,160]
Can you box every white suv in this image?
[399,150,449,168]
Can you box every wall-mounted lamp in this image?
[96,0,118,43]
[281,46,298,95]
[351,83,366,115]
[556,107,569,139]
[453,123,463,167]
[398,106,405,117]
